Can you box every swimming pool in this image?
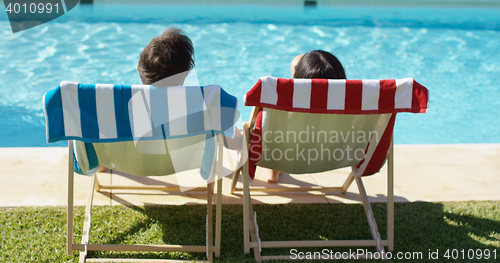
[1,2,500,146]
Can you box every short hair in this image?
[293,50,346,79]
[138,28,195,85]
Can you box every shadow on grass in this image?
[78,201,500,262]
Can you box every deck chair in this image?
[231,76,429,261]
[44,81,241,262]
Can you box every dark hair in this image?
[138,28,195,85]
[293,50,346,79]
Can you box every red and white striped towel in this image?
[244,76,428,114]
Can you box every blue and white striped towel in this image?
[44,81,239,143]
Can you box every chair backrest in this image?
[245,76,428,178]
[92,137,208,177]
[44,81,239,179]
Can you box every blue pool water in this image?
[1,3,500,146]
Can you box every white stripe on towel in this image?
[293,79,311,109]
[168,86,188,136]
[130,85,153,138]
[260,76,278,105]
[326,80,346,110]
[395,78,413,109]
[95,84,117,139]
[362,80,380,111]
[60,81,82,138]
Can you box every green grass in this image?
[1,201,499,262]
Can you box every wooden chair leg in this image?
[230,167,241,195]
[67,141,74,256]
[94,173,101,192]
[248,197,262,262]
[231,117,254,195]
[387,141,394,252]
[214,134,223,258]
[355,176,384,253]
[215,178,222,258]
[207,182,214,263]
[341,172,355,194]
[242,165,250,254]
[242,160,262,262]
[78,175,97,263]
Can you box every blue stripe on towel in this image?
[78,84,99,139]
[114,85,133,139]
[148,87,163,139]
[73,142,99,175]
[45,86,65,143]
[198,86,214,180]
[200,132,216,180]
[220,88,238,137]
[161,124,167,139]
[186,86,205,135]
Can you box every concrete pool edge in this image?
[0,143,499,207]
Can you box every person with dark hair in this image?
[100,28,196,173]
[267,50,346,183]
[292,50,346,79]
[137,27,195,86]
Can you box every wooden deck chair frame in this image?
[67,135,224,263]
[229,76,428,261]
[231,107,393,261]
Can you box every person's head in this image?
[137,28,194,85]
[292,50,346,79]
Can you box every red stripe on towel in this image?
[248,110,263,179]
[379,79,396,111]
[362,114,396,176]
[245,79,262,106]
[345,80,363,111]
[310,79,329,113]
[276,78,294,109]
[412,80,429,113]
